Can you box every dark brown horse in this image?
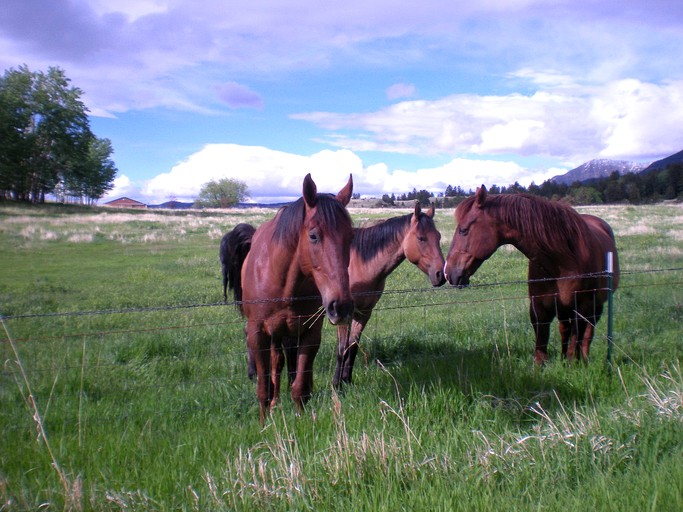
[444,186,619,364]
[220,223,255,302]
[334,202,446,388]
[222,174,355,422]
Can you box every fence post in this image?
[606,251,614,371]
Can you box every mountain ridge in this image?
[549,148,683,185]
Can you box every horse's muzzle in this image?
[326,299,354,325]
[445,269,470,288]
[431,268,446,287]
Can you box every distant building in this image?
[104,197,147,209]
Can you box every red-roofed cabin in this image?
[104,197,147,209]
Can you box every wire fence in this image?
[2,266,682,433]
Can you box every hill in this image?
[639,149,683,174]
[550,159,646,185]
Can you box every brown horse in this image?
[334,202,446,387]
[222,174,355,422]
[444,186,619,364]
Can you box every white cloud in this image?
[591,79,683,159]
[105,174,135,200]
[128,144,559,204]
[294,78,683,163]
[141,145,366,203]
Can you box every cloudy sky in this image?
[2,1,682,203]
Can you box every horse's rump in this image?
[220,223,256,307]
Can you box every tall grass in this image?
[0,202,681,510]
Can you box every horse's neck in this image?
[507,226,578,276]
[352,224,407,284]
[258,225,313,296]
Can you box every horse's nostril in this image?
[327,300,353,323]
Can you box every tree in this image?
[0,65,116,203]
[415,189,434,206]
[381,193,394,206]
[64,136,117,204]
[569,186,602,205]
[195,177,249,208]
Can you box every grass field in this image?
[1,201,682,511]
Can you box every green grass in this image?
[0,202,682,511]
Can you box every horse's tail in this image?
[219,223,256,309]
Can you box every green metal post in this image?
[606,251,614,371]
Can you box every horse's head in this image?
[403,202,446,287]
[300,173,355,325]
[444,185,501,287]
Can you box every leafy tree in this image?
[0,65,116,203]
[381,193,394,205]
[569,186,602,205]
[64,136,117,204]
[195,177,249,208]
[415,189,434,206]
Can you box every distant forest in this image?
[382,163,683,207]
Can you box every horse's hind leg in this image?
[579,321,596,361]
[571,297,603,362]
[567,319,589,363]
[580,302,603,361]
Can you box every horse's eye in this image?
[418,236,428,243]
[458,227,469,236]
[309,229,320,243]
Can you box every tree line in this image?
[381,164,683,208]
[0,65,117,204]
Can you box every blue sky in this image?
[2,0,683,203]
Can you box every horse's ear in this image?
[303,173,318,208]
[414,201,422,217]
[336,174,353,206]
[475,185,487,207]
[426,202,435,218]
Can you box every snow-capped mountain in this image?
[550,159,647,185]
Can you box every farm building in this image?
[104,197,147,209]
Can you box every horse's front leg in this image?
[341,319,365,385]
[245,329,256,381]
[283,336,298,388]
[333,324,350,389]
[291,328,322,412]
[247,324,272,423]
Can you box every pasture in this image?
[1,201,682,511]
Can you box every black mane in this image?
[352,213,415,263]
